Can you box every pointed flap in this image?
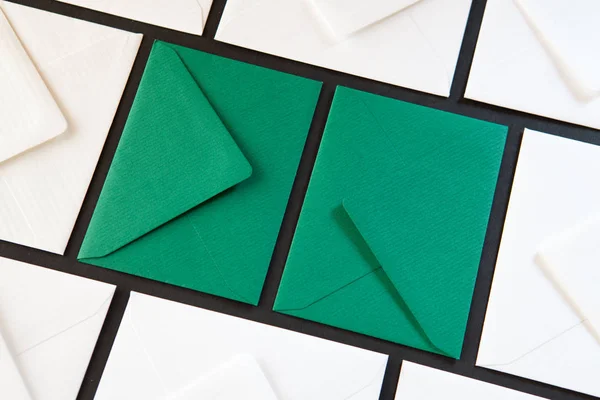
[311,0,422,38]
[170,355,278,400]
[0,328,32,400]
[79,41,252,259]
[515,0,600,101]
[0,8,67,164]
[536,214,600,344]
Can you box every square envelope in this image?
[477,129,600,397]
[95,292,388,400]
[78,41,322,305]
[275,87,507,359]
[216,0,473,97]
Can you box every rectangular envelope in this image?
[216,0,472,97]
[77,41,321,305]
[395,361,545,399]
[0,1,141,254]
[0,256,115,400]
[477,129,600,397]
[56,0,213,36]
[466,0,600,130]
[95,292,388,400]
[275,87,507,359]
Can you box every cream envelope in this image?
[466,0,600,130]
[0,256,116,400]
[169,355,278,400]
[216,0,472,97]
[55,0,213,36]
[0,328,31,400]
[0,8,66,164]
[477,129,600,397]
[96,292,388,400]
[395,361,545,399]
[0,1,141,254]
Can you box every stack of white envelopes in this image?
[478,129,600,397]
[96,292,388,400]
[0,1,141,255]
[0,257,115,400]
[216,0,473,97]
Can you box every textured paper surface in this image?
[56,0,213,36]
[0,7,66,164]
[79,41,321,305]
[216,0,471,97]
[275,87,507,359]
[466,0,600,130]
[0,328,31,400]
[169,355,278,400]
[536,214,600,344]
[0,256,115,400]
[0,2,141,254]
[396,362,545,399]
[477,130,600,397]
[96,292,387,400]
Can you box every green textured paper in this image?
[78,41,321,305]
[274,86,507,358]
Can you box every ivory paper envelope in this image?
[216,0,473,97]
[169,355,278,400]
[56,0,213,36]
[466,0,600,130]
[78,41,321,305]
[0,328,31,400]
[478,129,600,397]
[0,8,66,164]
[0,256,115,400]
[275,87,507,359]
[95,292,388,400]
[395,361,545,399]
[0,1,141,255]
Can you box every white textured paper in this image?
[477,129,600,397]
[169,355,278,400]
[466,0,600,130]
[0,2,141,255]
[0,256,115,400]
[96,292,387,400]
[56,0,213,36]
[0,328,31,400]
[537,214,600,344]
[0,8,66,164]
[396,362,545,399]
[216,0,471,97]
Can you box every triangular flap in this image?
[79,41,252,259]
[341,194,471,359]
[311,0,422,38]
[515,0,600,101]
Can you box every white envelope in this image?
[96,292,388,400]
[395,361,545,399]
[466,0,600,130]
[0,327,31,400]
[0,8,66,164]
[216,0,473,97]
[0,256,116,400]
[477,129,600,397]
[168,355,278,400]
[56,0,214,36]
[0,2,142,254]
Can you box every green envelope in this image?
[274,87,507,358]
[78,41,321,305]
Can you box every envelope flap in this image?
[0,328,31,400]
[536,213,600,344]
[515,0,600,100]
[311,0,422,38]
[0,7,67,164]
[79,41,252,259]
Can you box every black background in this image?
[2,1,600,399]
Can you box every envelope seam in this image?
[343,360,388,400]
[40,31,124,70]
[0,177,36,243]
